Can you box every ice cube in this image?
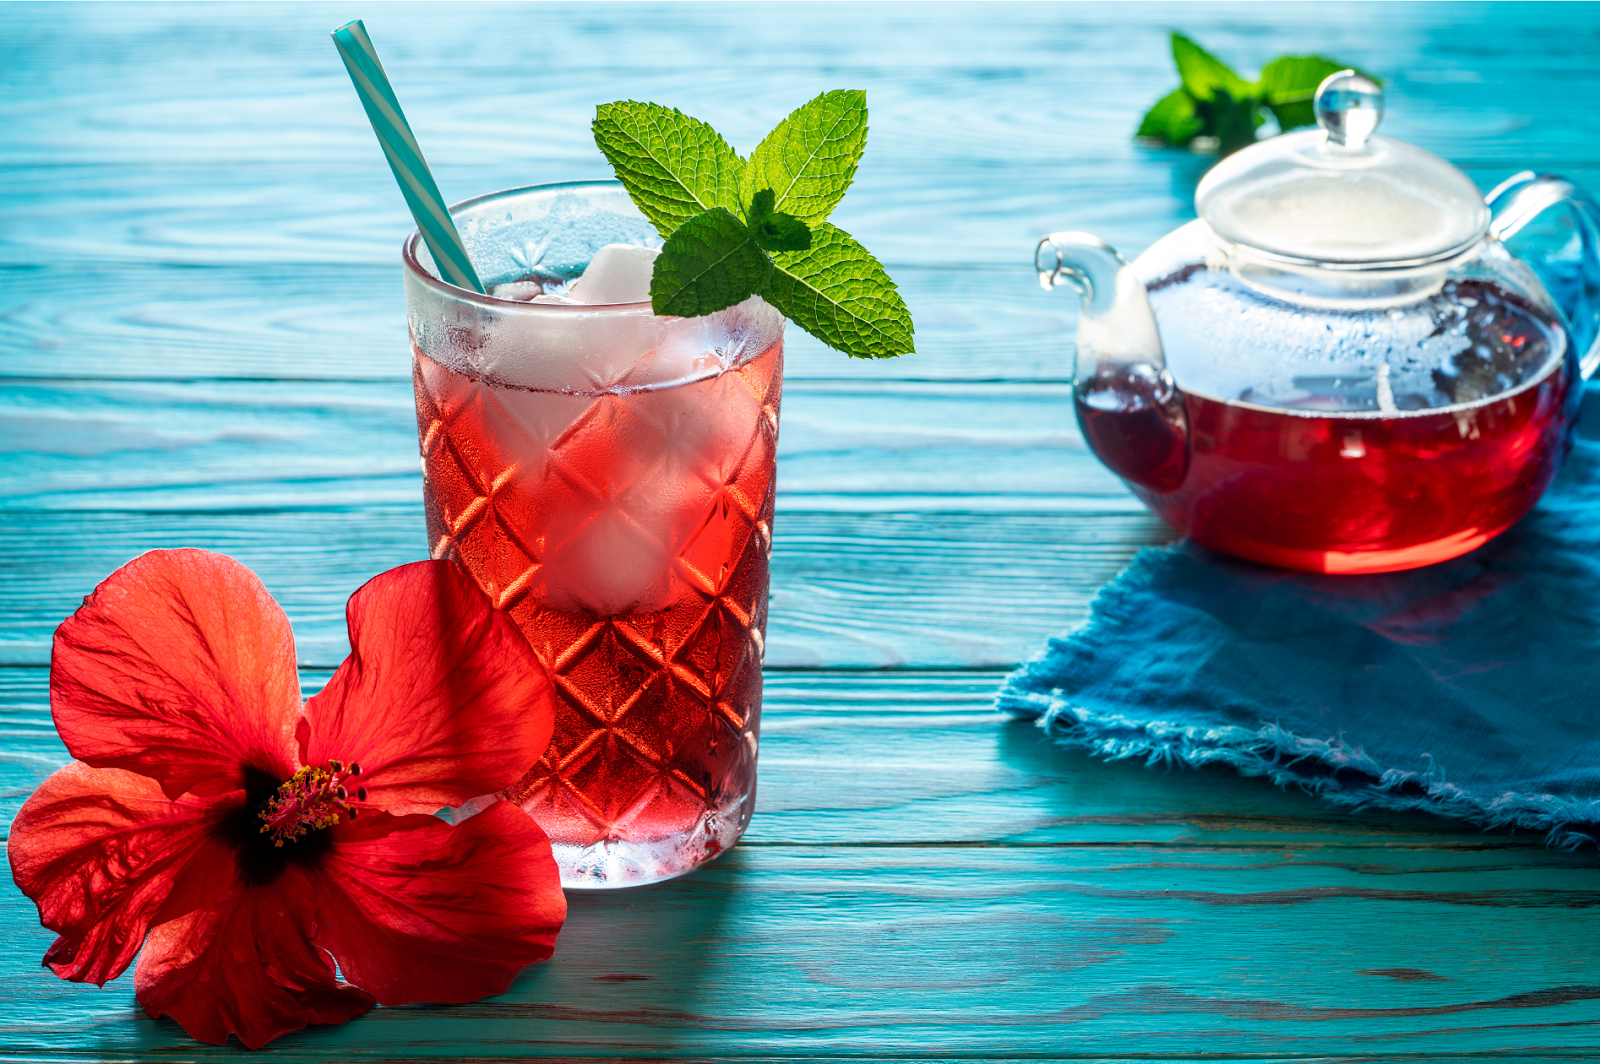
[489,279,547,303]
[568,244,659,305]
[617,295,778,389]
[542,506,678,617]
[534,371,766,617]
[619,318,724,389]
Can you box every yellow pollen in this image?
[258,762,363,847]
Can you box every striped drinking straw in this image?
[331,19,486,294]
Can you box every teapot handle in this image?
[1487,172,1600,379]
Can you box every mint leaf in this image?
[1135,35,1373,155]
[747,188,812,252]
[593,101,745,237]
[763,223,913,359]
[1170,33,1253,102]
[1137,88,1204,143]
[743,89,867,225]
[1259,55,1363,130]
[649,207,769,317]
[1201,92,1266,155]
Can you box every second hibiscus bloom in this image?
[8,549,565,1048]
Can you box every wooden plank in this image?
[0,379,1141,512]
[3,5,1599,391]
[3,670,1600,1061]
[7,3,1600,1060]
[0,509,1169,668]
[0,263,1078,384]
[4,4,1599,270]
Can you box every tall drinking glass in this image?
[402,182,784,888]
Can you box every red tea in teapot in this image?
[1074,363,1190,493]
[1082,274,1574,574]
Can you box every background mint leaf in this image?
[1170,32,1253,102]
[1135,34,1371,156]
[649,207,770,317]
[743,89,867,225]
[1259,55,1367,130]
[1201,92,1266,155]
[762,223,913,359]
[1137,87,1204,143]
[593,101,745,237]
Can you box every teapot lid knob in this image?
[1314,70,1383,150]
[1197,70,1489,267]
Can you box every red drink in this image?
[402,179,789,887]
[1074,363,1189,493]
[413,336,783,884]
[1102,275,1575,573]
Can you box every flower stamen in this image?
[259,762,364,847]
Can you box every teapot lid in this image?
[1194,72,1489,267]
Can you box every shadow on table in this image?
[69,854,751,1060]
[432,849,753,1054]
[994,711,1489,842]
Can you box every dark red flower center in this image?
[258,760,366,846]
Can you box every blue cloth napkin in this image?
[998,435,1600,848]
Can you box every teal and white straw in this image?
[331,19,485,294]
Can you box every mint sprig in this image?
[594,91,913,359]
[1137,33,1374,155]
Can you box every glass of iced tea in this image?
[403,182,784,887]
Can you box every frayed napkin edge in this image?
[996,547,1600,853]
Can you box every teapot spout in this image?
[1036,232,1190,494]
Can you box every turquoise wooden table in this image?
[5,2,1600,1059]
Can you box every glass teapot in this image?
[1038,72,1600,574]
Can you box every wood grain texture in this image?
[4,4,1599,385]
[0,379,1141,511]
[4,669,1600,1061]
[4,1,1600,1059]
[0,263,1073,383]
[0,510,1165,668]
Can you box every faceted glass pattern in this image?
[412,339,783,887]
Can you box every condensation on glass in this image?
[403,182,785,887]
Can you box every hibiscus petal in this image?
[312,801,565,1006]
[51,549,301,799]
[303,560,553,815]
[6,761,241,986]
[135,872,376,1049]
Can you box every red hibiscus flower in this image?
[7,549,565,1048]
